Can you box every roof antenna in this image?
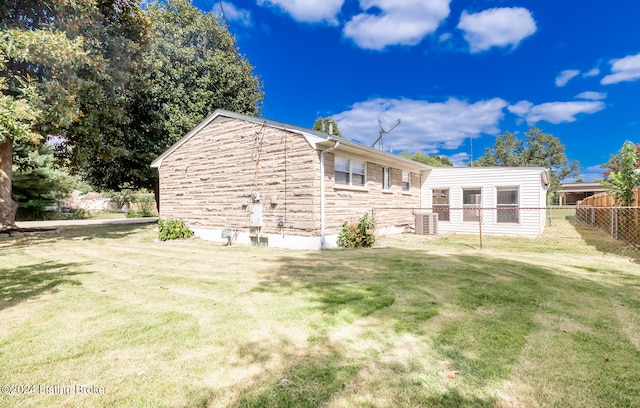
[371,118,401,151]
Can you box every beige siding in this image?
[158,117,321,237]
[323,153,421,234]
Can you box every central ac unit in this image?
[415,212,438,235]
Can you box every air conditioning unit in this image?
[415,212,438,235]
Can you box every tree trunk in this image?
[152,175,160,214]
[0,139,18,230]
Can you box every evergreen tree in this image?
[12,144,75,220]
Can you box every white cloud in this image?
[457,7,537,53]
[583,67,600,77]
[257,0,344,25]
[333,97,507,152]
[555,69,580,87]
[448,152,471,166]
[570,164,607,182]
[214,2,252,26]
[601,52,640,85]
[507,100,533,117]
[508,100,605,125]
[575,91,607,100]
[343,0,451,50]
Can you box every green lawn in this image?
[1,222,639,407]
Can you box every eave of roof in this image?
[315,138,431,172]
[559,182,606,193]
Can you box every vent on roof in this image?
[415,212,438,235]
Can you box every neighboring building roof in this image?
[150,109,432,172]
[559,182,606,194]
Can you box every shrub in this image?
[137,202,155,217]
[158,218,194,241]
[71,208,90,219]
[337,213,376,248]
[125,209,138,218]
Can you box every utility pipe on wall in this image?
[320,139,339,249]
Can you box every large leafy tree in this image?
[472,131,524,167]
[0,0,92,228]
[399,151,452,166]
[53,0,152,193]
[70,0,264,201]
[602,140,640,206]
[474,128,579,198]
[2,0,262,226]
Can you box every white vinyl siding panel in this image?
[422,167,548,237]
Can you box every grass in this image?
[0,220,639,407]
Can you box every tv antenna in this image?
[371,118,401,150]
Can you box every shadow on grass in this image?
[216,249,560,407]
[2,223,155,248]
[0,260,86,311]
[229,345,361,408]
[211,244,640,408]
[567,215,640,262]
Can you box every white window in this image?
[463,188,482,222]
[402,171,410,192]
[432,189,450,221]
[382,167,391,190]
[335,157,366,187]
[497,187,519,223]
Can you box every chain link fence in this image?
[573,206,640,247]
[371,206,640,255]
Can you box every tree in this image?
[66,0,264,205]
[399,151,452,166]
[474,128,579,199]
[52,0,153,193]
[12,143,75,219]
[602,140,640,206]
[473,131,524,167]
[313,117,342,137]
[1,1,91,228]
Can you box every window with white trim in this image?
[335,157,366,187]
[432,188,450,221]
[497,186,519,223]
[382,167,391,190]
[463,188,482,222]
[402,171,410,192]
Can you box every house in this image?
[151,110,551,249]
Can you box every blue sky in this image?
[205,0,640,180]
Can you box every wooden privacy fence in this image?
[576,187,640,247]
[576,187,640,207]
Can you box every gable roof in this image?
[150,109,431,172]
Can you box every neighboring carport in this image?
[559,182,606,205]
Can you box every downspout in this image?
[320,140,339,249]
